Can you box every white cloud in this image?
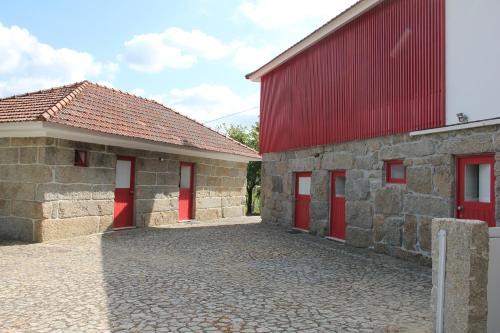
[0,22,118,97]
[123,33,196,72]
[121,0,358,74]
[231,43,276,72]
[130,87,146,97]
[123,27,232,72]
[163,27,232,60]
[151,84,259,125]
[122,26,277,73]
[239,0,358,30]
[96,80,114,88]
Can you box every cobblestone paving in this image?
[0,217,432,332]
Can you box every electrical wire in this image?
[203,106,258,124]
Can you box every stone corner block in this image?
[34,217,100,242]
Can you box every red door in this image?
[179,162,194,221]
[330,170,346,240]
[294,172,312,230]
[457,155,496,227]
[113,156,135,228]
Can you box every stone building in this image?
[246,0,500,263]
[0,81,260,242]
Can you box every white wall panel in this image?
[446,0,500,125]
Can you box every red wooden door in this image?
[113,156,135,228]
[330,171,346,240]
[294,172,312,230]
[179,162,194,221]
[457,155,496,227]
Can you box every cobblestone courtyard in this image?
[0,217,431,332]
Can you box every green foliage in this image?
[218,122,261,215]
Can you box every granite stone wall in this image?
[0,137,247,242]
[261,125,500,263]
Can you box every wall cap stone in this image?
[431,218,489,333]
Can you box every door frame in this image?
[113,155,136,229]
[294,171,312,231]
[330,170,346,241]
[455,154,496,227]
[179,162,195,221]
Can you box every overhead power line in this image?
[203,106,258,124]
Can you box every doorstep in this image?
[289,228,309,234]
[325,236,345,244]
[112,226,137,231]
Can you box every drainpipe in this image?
[436,229,447,333]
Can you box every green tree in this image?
[219,122,261,215]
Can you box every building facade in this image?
[247,0,500,263]
[0,82,259,242]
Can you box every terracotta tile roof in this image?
[0,83,83,122]
[0,81,260,159]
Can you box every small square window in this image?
[386,160,406,184]
[74,150,88,167]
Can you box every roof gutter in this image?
[246,0,383,82]
[0,122,261,163]
[410,117,500,136]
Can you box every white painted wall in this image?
[446,0,500,125]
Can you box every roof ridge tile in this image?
[0,81,86,101]
[37,81,89,121]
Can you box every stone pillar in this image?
[431,218,489,333]
[309,169,330,236]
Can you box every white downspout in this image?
[436,229,447,333]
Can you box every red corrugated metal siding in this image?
[260,0,445,154]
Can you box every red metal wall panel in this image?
[260,0,445,154]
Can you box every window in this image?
[74,150,88,167]
[180,164,192,189]
[464,163,491,203]
[335,175,346,197]
[115,160,132,188]
[297,176,311,195]
[386,160,406,184]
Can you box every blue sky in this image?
[0,0,356,128]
